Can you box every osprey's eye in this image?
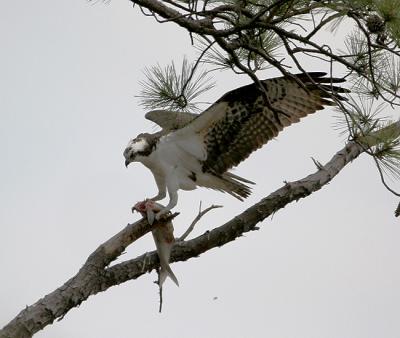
[130,153,135,159]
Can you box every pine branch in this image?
[129,0,400,107]
[137,57,215,112]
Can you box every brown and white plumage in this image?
[124,72,348,218]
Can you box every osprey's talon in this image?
[155,208,171,221]
[132,200,160,224]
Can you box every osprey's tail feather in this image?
[219,172,254,200]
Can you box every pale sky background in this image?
[1,1,400,338]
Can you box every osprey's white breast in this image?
[138,133,205,191]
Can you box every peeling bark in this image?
[1,135,374,338]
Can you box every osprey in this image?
[124,72,347,219]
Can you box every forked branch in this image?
[4,121,398,338]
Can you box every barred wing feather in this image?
[174,72,348,174]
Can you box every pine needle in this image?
[137,57,215,112]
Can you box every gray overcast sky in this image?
[1,1,400,338]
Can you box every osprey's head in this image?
[123,134,153,167]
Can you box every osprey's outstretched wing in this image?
[125,72,350,218]
[145,110,197,131]
[175,72,348,174]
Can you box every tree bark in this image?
[3,128,388,337]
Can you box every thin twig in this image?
[156,268,164,313]
[178,203,223,241]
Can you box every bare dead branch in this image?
[0,215,171,338]
[178,203,223,241]
[6,119,400,337]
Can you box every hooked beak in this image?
[125,159,130,168]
